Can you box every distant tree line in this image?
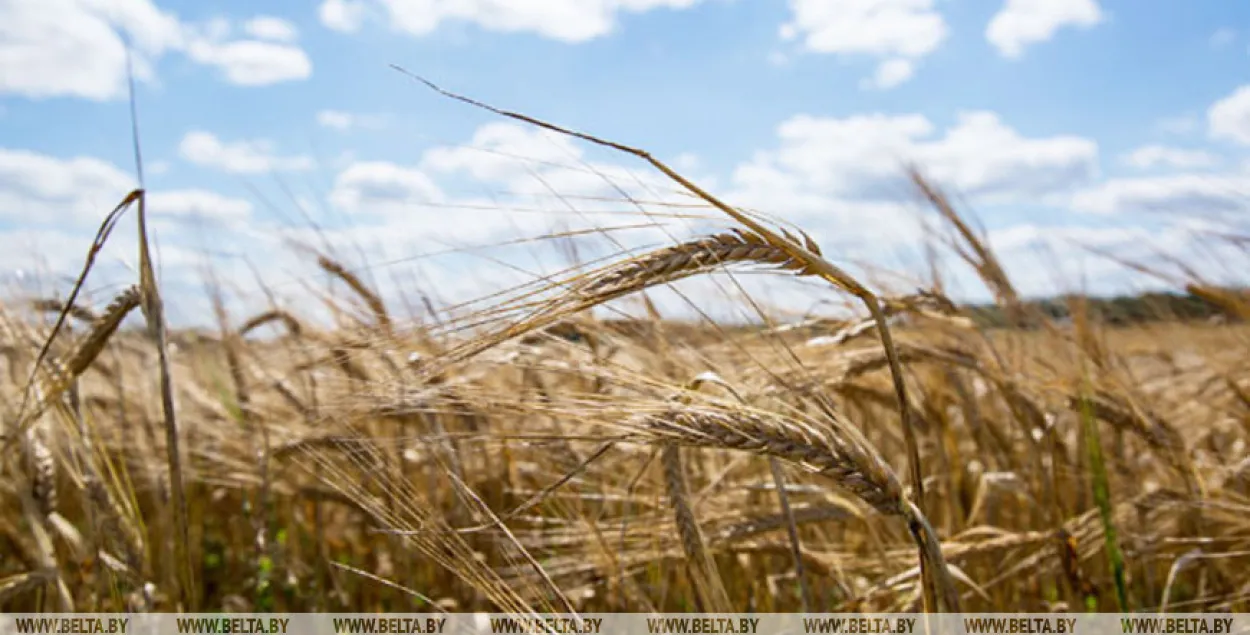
[963,287,1248,328]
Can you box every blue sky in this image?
[1,0,1249,325]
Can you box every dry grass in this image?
[1,83,1248,615]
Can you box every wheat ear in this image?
[317,255,392,333]
[660,444,733,612]
[631,403,961,610]
[11,287,141,440]
[239,309,305,338]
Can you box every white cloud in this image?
[1120,145,1219,170]
[317,110,353,130]
[147,189,254,222]
[178,131,314,174]
[985,224,1174,297]
[185,38,311,86]
[710,110,1100,266]
[1072,174,1250,217]
[732,110,1097,204]
[420,122,686,203]
[1210,27,1236,48]
[0,147,264,315]
[0,0,180,100]
[316,110,386,131]
[328,162,445,217]
[317,0,704,41]
[780,0,945,87]
[991,219,1250,299]
[323,122,694,256]
[319,0,369,32]
[0,148,256,228]
[421,123,584,183]
[1209,85,1250,146]
[861,58,915,90]
[780,0,946,57]
[986,0,1103,59]
[0,148,135,223]
[0,0,311,99]
[243,16,299,43]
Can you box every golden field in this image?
[1,102,1248,614]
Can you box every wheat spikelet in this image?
[580,229,813,301]
[30,298,96,323]
[271,378,310,416]
[12,286,141,438]
[711,504,851,544]
[633,404,904,514]
[438,230,819,372]
[0,568,56,604]
[67,286,141,377]
[239,309,305,338]
[630,402,962,610]
[317,255,392,333]
[27,433,56,519]
[660,443,732,612]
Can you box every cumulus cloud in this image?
[319,0,368,32]
[147,189,254,222]
[0,148,135,222]
[1072,174,1250,217]
[328,162,445,216]
[184,25,312,86]
[861,58,915,90]
[0,146,263,313]
[322,121,698,259]
[0,0,311,100]
[317,0,704,41]
[316,110,387,131]
[731,110,1097,204]
[1120,145,1219,170]
[987,0,1103,59]
[178,132,314,174]
[0,0,180,100]
[1209,85,1250,145]
[243,16,300,43]
[780,0,945,89]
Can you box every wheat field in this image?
[1,91,1248,615]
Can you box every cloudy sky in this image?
[2,0,1249,325]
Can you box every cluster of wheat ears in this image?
[1,77,1248,615]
